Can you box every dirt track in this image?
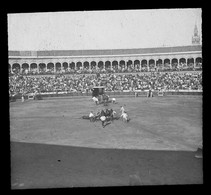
[10,96,203,188]
[11,141,203,188]
[10,96,202,151]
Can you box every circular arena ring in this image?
[10,91,203,188]
[10,91,202,151]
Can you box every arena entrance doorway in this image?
[92,86,105,97]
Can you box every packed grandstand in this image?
[9,60,202,76]
[9,67,202,97]
[8,42,203,99]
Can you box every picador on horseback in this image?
[91,86,111,106]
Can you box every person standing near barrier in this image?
[21,94,24,102]
[109,108,113,121]
[121,111,130,122]
[92,96,98,105]
[89,111,95,122]
[100,115,106,127]
[95,110,101,121]
[101,109,105,117]
[112,97,116,103]
[120,106,125,114]
[135,92,138,98]
[105,108,110,117]
[111,109,117,121]
[120,106,126,122]
[147,88,153,98]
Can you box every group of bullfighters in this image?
[87,105,130,128]
[81,95,130,127]
[92,95,116,105]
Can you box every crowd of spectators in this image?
[9,71,202,96]
[9,62,202,76]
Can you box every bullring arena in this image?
[9,45,203,188]
[10,94,202,151]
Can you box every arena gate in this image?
[92,86,105,97]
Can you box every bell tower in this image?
[192,24,200,45]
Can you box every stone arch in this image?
[69,62,75,69]
[12,63,20,69]
[163,59,171,70]
[149,59,155,67]
[179,58,186,64]
[76,62,82,70]
[91,61,97,69]
[63,62,68,70]
[195,57,202,67]
[164,58,170,65]
[55,62,62,71]
[141,59,147,67]
[171,58,178,69]
[22,63,29,69]
[12,63,21,73]
[83,61,89,69]
[148,59,155,71]
[112,60,118,70]
[98,61,104,69]
[119,60,125,69]
[156,59,163,70]
[171,58,178,64]
[47,63,54,71]
[156,59,162,65]
[39,63,46,71]
[21,63,29,74]
[30,63,37,69]
[126,60,132,69]
[134,60,140,69]
[141,60,147,71]
[149,59,155,64]
[187,58,194,67]
[105,61,111,69]
[134,60,140,64]
[179,58,187,69]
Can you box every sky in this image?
[7,9,202,51]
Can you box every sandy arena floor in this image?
[9,95,202,151]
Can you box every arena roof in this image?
[8,45,202,57]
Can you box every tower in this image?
[192,24,200,45]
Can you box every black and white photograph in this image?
[8,8,203,189]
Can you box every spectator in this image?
[9,71,202,95]
[89,111,95,122]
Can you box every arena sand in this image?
[9,95,202,151]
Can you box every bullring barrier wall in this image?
[39,90,202,98]
[11,90,202,101]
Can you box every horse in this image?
[82,109,120,122]
[102,94,110,106]
[98,95,102,104]
[92,96,99,105]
